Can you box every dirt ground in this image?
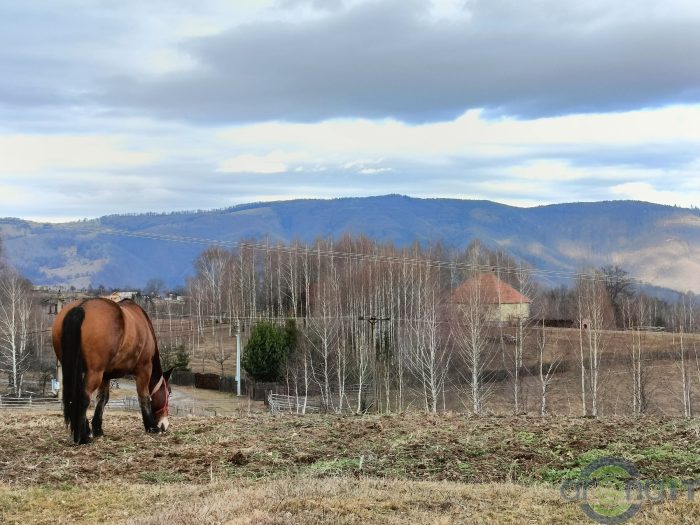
[1,411,700,523]
[108,379,265,417]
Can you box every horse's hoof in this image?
[146,427,160,434]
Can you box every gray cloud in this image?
[0,3,128,111]
[2,1,700,221]
[277,0,345,11]
[99,0,700,123]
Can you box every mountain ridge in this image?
[2,195,699,293]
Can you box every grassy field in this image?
[1,410,700,523]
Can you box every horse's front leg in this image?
[135,370,160,433]
[91,379,110,438]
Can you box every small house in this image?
[451,272,531,324]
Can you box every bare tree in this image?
[601,265,635,328]
[406,262,451,413]
[452,269,496,415]
[306,241,341,411]
[207,344,233,378]
[623,296,649,415]
[511,261,535,414]
[536,317,561,415]
[576,269,614,417]
[0,270,33,396]
[673,293,695,417]
[193,246,232,326]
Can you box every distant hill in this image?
[2,195,700,293]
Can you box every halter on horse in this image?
[52,298,172,444]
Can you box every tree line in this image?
[182,235,700,416]
[2,232,699,416]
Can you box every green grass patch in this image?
[537,465,582,483]
[308,457,361,476]
[638,444,700,466]
[516,431,538,445]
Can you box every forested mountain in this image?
[1,195,699,292]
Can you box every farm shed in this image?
[451,272,531,324]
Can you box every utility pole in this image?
[359,315,390,411]
[50,289,64,399]
[359,315,390,340]
[235,319,242,396]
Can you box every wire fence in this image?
[105,396,221,417]
[0,396,61,410]
[0,395,220,417]
[268,393,321,414]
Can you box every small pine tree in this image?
[174,345,191,371]
[283,318,299,357]
[242,321,287,382]
[161,343,191,372]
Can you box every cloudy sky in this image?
[1,0,699,222]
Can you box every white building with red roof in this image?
[451,272,531,324]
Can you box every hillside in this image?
[2,411,700,523]
[2,196,700,292]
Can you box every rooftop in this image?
[452,273,531,304]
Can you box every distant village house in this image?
[451,272,531,324]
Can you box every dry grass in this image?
[126,477,700,525]
[2,477,699,524]
[2,411,700,486]
[2,411,700,523]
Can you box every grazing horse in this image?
[52,298,172,444]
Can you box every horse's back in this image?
[52,298,124,366]
[54,298,158,377]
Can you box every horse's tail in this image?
[61,305,87,444]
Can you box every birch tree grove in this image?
[183,236,548,414]
[180,235,699,416]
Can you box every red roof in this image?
[452,273,531,304]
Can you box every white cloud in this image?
[0,135,158,174]
[220,106,700,163]
[358,167,392,174]
[217,151,308,173]
[610,182,698,208]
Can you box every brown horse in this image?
[52,298,172,444]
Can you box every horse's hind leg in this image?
[81,370,104,442]
[92,379,110,438]
[75,392,91,445]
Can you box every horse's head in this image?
[151,368,173,432]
